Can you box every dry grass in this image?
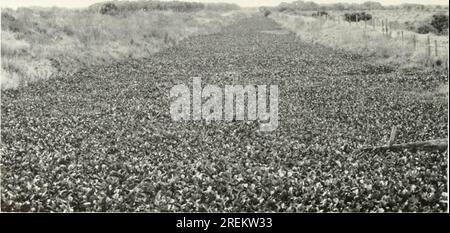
[271,12,449,70]
[291,9,448,30]
[1,7,250,89]
[361,9,448,31]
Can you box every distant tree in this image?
[278,2,291,11]
[100,2,118,15]
[400,3,425,11]
[344,12,372,22]
[361,1,383,10]
[331,3,346,11]
[430,14,449,33]
[291,0,319,11]
[312,11,328,17]
[259,7,271,17]
[278,6,289,12]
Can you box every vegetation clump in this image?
[99,2,118,15]
[259,7,272,17]
[344,12,372,22]
[312,11,328,17]
[430,14,449,34]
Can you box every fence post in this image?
[427,35,431,57]
[364,20,367,37]
[385,19,389,37]
[381,19,385,35]
[401,31,404,43]
[446,56,449,72]
[435,40,438,57]
[389,22,392,37]
[413,34,416,50]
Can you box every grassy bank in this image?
[1,3,250,89]
[270,12,449,70]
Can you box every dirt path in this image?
[1,16,447,212]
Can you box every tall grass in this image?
[1,5,248,89]
[271,13,449,70]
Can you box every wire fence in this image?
[312,14,449,69]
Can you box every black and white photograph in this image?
[0,0,449,220]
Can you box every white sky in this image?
[0,0,448,9]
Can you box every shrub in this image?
[1,11,16,23]
[416,23,437,34]
[312,11,328,17]
[278,6,289,12]
[430,14,449,33]
[1,12,22,32]
[344,12,372,22]
[259,7,271,17]
[99,3,118,15]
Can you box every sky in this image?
[0,0,448,9]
